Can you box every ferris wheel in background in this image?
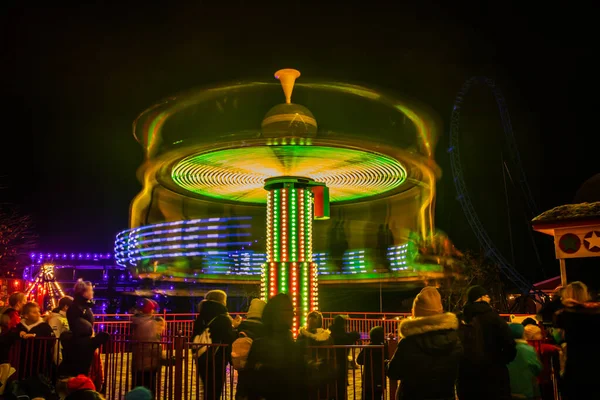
[448,76,545,297]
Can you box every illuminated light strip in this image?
[260,263,267,300]
[291,262,298,335]
[118,224,252,242]
[116,216,252,240]
[273,190,280,262]
[266,191,273,262]
[280,262,287,294]
[122,241,252,257]
[269,261,277,298]
[301,261,308,328]
[299,190,305,262]
[170,146,407,204]
[116,232,251,248]
[281,188,288,262]
[311,261,319,310]
[30,253,112,260]
[307,192,313,262]
[290,188,297,262]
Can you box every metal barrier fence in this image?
[6,336,394,400]
[94,312,523,341]
[5,335,561,400]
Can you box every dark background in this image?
[2,2,598,288]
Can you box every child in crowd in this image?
[357,326,389,400]
[507,323,542,400]
[63,374,106,400]
[524,324,562,400]
[125,386,153,400]
[16,302,55,379]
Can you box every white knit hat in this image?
[247,298,267,320]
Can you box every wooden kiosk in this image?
[532,202,600,286]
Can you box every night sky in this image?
[2,2,598,285]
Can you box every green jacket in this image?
[507,340,542,399]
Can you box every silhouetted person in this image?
[245,294,310,400]
[62,280,109,377]
[457,285,516,400]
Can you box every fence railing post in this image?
[174,332,185,400]
[387,336,398,400]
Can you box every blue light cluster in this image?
[30,252,112,262]
[387,243,410,270]
[114,217,256,268]
[115,218,410,276]
[230,251,266,275]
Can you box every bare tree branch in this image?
[0,203,37,278]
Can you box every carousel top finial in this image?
[274,69,301,104]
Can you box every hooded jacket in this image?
[16,319,55,377]
[387,312,462,400]
[67,295,95,339]
[192,300,235,358]
[461,301,516,366]
[245,294,308,400]
[507,339,542,399]
[131,313,163,371]
[457,301,516,400]
[61,295,109,377]
[554,300,600,385]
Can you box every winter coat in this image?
[387,312,462,400]
[297,327,333,363]
[16,320,55,378]
[235,318,265,400]
[357,342,389,393]
[244,294,310,400]
[236,318,265,340]
[66,295,95,339]
[46,310,69,337]
[192,300,235,362]
[131,314,163,372]
[527,340,561,386]
[507,340,542,399]
[245,331,308,400]
[0,307,20,363]
[457,301,516,400]
[46,310,69,365]
[296,327,337,398]
[554,300,600,397]
[61,295,109,377]
[329,325,361,390]
[0,307,20,332]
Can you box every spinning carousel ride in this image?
[119,69,444,330]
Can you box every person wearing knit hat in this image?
[138,298,158,315]
[246,298,267,320]
[64,375,105,400]
[412,286,444,317]
[205,289,227,306]
[201,289,242,328]
[125,386,153,400]
[387,287,462,400]
[131,298,163,394]
[192,291,235,400]
[67,375,96,392]
[466,285,489,305]
[243,293,309,400]
[507,323,542,399]
[457,285,516,400]
[236,298,267,339]
[523,324,562,400]
[235,298,267,399]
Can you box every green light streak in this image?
[171,145,407,204]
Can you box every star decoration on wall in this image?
[583,231,600,252]
[558,233,581,254]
